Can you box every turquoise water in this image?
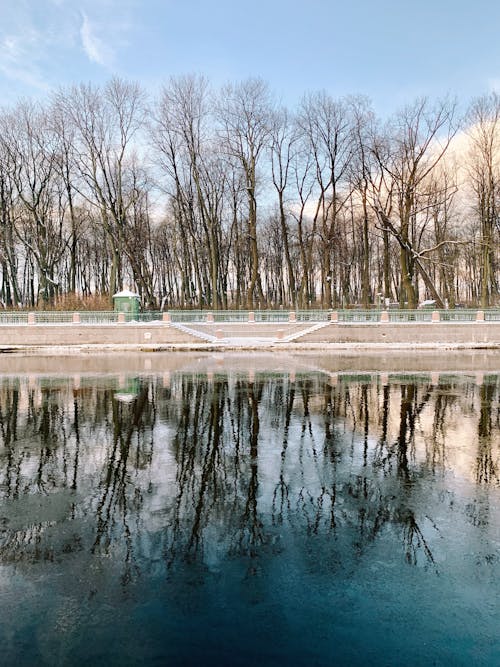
[0,369,498,665]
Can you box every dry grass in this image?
[37,293,113,311]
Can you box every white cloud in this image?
[0,1,137,100]
[0,30,51,92]
[80,12,114,67]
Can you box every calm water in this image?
[0,364,499,666]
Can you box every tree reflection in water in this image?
[0,370,497,582]
[476,381,499,485]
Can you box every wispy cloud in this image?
[0,30,51,92]
[0,1,137,100]
[80,12,114,67]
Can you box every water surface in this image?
[0,361,499,665]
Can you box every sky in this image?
[1,0,500,117]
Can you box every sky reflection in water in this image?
[0,368,498,666]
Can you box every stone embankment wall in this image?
[298,322,500,345]
[0,324,200,347]
[0,311,499,348]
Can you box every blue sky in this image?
[1,0,499,116]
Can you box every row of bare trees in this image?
[0,76,498,309]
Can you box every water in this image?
[0,358,498,666]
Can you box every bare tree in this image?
[373,98,457,308]
[348,96,377,307]
[269,107,298,306]
[55,78,146,299]
[466,93,500,307]
[0,135,21,306]
[297,92,356,307]
[0,102,68,304]
[151,75,232,309]
[216,78,272,309]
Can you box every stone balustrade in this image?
[13,309,500,327]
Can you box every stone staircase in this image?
[170,322,218,343]
[281,321,331,342]
[169,320,332,345]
